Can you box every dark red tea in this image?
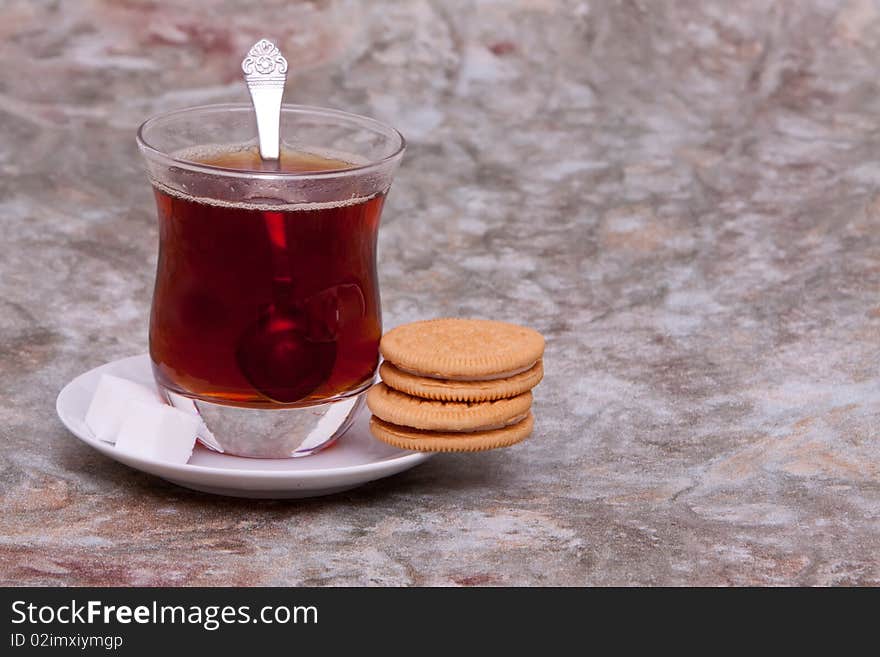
[149,147,385,408]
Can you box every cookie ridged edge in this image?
[369,414,534,452]
[367,383,532,431]
[379,360,544,401]
[379,318,545,378]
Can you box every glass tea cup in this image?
[136,104,404,457]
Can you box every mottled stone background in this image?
[1,0,879,585]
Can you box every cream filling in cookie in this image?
[394,361,538,381]
[470,412,530,431]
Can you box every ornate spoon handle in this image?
[242,38,288,161]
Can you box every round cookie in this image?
[379,318,544,379]
[379,360,544,402]
[366,382,532,431]
[370,414,534,452]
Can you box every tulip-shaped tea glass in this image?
[137,104,404,457]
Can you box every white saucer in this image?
[56,355,432,498]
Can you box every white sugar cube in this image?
[85,374,162,443]
[114,400,199,464]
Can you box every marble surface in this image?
[2,0,879,586]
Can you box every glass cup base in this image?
[161,387,366,458]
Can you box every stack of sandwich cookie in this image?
[367,318,544,452]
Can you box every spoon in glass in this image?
[242,37,287,160]
[236,38,336,403]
